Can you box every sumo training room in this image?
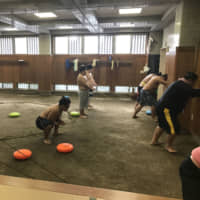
[0,0,200,200]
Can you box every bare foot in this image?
[165,146,177,153]
[80,115,88,119]
[43,139,52,144]
[132,115,138,119]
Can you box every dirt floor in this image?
[0,92,198,198]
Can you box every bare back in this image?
[40,104,62,123]
[143,76,168,91]
[139,74,154,87]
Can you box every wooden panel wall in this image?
[165,50,177,83]
[190,48,200,135]
[0,55,52,91]
[0,54,146,92]
[51,54,146,91]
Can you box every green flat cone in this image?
[70,111,80,117]
[9,112,21,118]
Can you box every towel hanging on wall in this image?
[65,59,71,70]
[73,59,79,71]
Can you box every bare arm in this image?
[78,75,91,89]
[158,77,168,86]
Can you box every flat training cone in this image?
[13,149,32,160]
[70,111,80,117]
[146,110,152,115]
[57,143,74,153]
[9,112,21,118]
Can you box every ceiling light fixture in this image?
[4,27,18,31]
[34,12,57,18]
[119,8,142,15]
[119,23,135,27]
[58,25,73,29]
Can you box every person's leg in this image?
[132,104,143,118]
[163,108,177,152]
[165,134,177,153]
[43,125,52,144]
[151,105,157,120]
[151,126,164,145]
[80,90,88,118]
[88,90,93,109]
[53,124,60,136]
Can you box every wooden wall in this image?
[0,55,52,91]
[0,54,146,92]
[190,49,200,135]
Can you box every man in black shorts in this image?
[151,72,200,153]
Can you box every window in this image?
[18,83,29,90]
[115,86,132,93]
[3,83,13,89]
[97,86,110,93]
[115,35,131,54]
[99,35,113,54]
[0,83,2,88]
[131,34,147,54]
[15,37,39,55]
[55,36,68,54]
[69,36,82,54]
[0,37,13,55]
[27,37,39,55]
[15,37,27,54]
[55,84,67,91]
[67,85,79,91]
[30,84,39,90]
[84,36,98,54]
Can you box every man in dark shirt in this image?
[151,72,200,153]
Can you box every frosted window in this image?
[55,84,67,91]
[131,34,147,54]
[15,37,27,54]
[69,36,82,55]
[115,86,130,93]
[84,36,98,54]
[99,35,112,54]
[30,84,39,90]
[115,35,131,54]
[0,37,13,55]
[67,85,79,91]
[27,37,39,55]
[18,83,29,90]
[97,86,110,93]
[55,37,68,54]
[3,83,13,89]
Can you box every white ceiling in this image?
[0,0,181,35]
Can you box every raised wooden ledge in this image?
[0,175,182,200]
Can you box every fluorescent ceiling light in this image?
[4,27,18,31]
[119,8,142,14]
[34,12,57,18]
[58,25,73,29]
[120,23,135,27]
